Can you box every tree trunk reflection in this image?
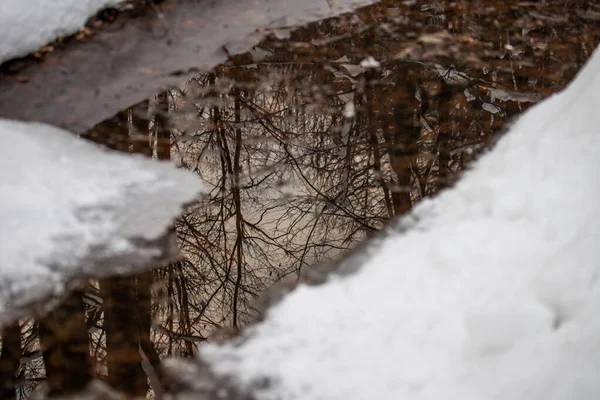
[7,0,600,397]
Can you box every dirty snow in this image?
[0,120,202,322]
[202,46,600,399]
[0,0,121,64]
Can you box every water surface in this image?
[2,0,600,398]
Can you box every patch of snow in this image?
[464,89,476,102]
[435,64,469,85]
[202,45,600,400]
[488,87,542,104]
[334,55,350,63]
[0,0,122,64]
[343,102,355,118]
[249,46,273,62]
[341,63,365,77]
[272,28,292,40]
[360,56,381,69]
[482,102,501,114]
[0,119,203,322]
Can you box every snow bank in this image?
[0,0,382,66]
[202,46,600,399]
[0,0,121,64]
[0,119,202,321]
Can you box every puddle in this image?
[2,0,599,398]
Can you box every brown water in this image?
[2,0,600,398]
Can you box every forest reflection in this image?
[4,0,600,398]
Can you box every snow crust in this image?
[0,0,121,64]
[203,46,600,399]
[0,120,202,320]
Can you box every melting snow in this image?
[0,0,123,64]
[0,120,203,322]
[202,46,600,399]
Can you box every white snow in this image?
[343,101,356,118]
[482,102,501,114]
[0,0,122,64]
[202,46,600,399]
[360,56,381,69]
[464,88,476,102]
[0,119,203,321]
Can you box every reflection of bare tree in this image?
[0,323,21,399]
[5,1,599,398]
[38,290,92,396]
[166,0,599,340]
[172,65,384,333]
